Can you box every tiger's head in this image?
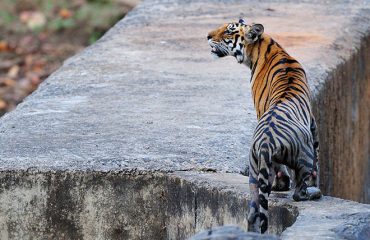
[207,19,264,64]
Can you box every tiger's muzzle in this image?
[208,39,228,58]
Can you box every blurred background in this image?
[0,0,140,116]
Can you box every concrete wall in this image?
[314,35,370,203]
[0,171,297,239]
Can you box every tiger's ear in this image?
[245,23,264,43]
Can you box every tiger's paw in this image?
[272,172,290,191]
[306,186,322,200]
[293,186,322,201]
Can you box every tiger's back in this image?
[249,34,311,121]
[249,33,316,171]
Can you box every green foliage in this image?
[89,31,103,44]
[0,0,128,43]
[49,18,76,31]
[0,11,16,25]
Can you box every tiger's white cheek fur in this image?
[234,44,245,63]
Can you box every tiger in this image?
[207,19,321,234]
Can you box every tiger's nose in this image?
[207,35,212,40]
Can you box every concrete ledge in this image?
[0,0,370,238]
[1,170,369,239]
[0,171,297,239]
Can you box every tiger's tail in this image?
[257,143,272,233]
[248,141,272,234]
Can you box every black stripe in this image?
[259,194,268,209]
[250,38,264,79]
[259,167,269,180]
[265,38,275,59]
[231,34,239,51]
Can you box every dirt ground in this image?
[0,0,139,116]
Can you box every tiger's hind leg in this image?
[271,163,290,191]
[293,118,321,201]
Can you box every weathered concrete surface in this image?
[0,171,296,239]
[281,195,370,239]
[313,35,370,203]
[0,0,370,239]
[190,225,280,239]
[0,0,369,175]
[0,0,367,174]
[0,171,368,239]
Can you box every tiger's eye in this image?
[224,29,232,35]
